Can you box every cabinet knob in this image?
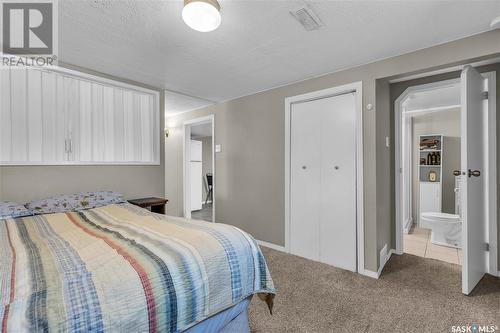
[302,165,307,170]
[453,170,461,176]
[334,166,339,170]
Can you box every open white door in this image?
[461,66,488,295]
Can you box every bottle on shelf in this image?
[436,152,441,165]
[427,153,432,165]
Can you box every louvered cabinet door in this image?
[0,65,159,165]
[0,68,12,162]
[0,67,67,164]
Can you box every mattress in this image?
[0,203,274,332]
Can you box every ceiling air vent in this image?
[290,5,323,31]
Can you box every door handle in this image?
[468,169,481,177]
[453,170,461,176]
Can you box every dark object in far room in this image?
[128,197,168,214]
[205,173,213,205]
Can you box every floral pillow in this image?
[26,191,125,214]
[26,194,75,214]
[68,191,125,211]
[0,201,33,219]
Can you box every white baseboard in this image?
[362,246,395,279]
[256,240,287,253]
[378,248,395,276]
[361,269,379,279]
[403,217,413,234]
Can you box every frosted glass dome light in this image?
[182,0,221,32]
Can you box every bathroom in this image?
[396,79,463,265]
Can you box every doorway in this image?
[394,66,497,294]
[285,82,364,273]
[183,115,215,222]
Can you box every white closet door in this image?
[27,69,43,162]
[1,66,158,165]
[290,93,357,271]
[0,68,12,162]
[10,68,28,162]
[41,71,58,162]
[65,77,80,162]
[103,85,115,161]
[55,75,67,162]
[140,94,152,162]
[123,90,135,161]
[290,100,322,262]
[79,80,92,161]
[113,88,125,162]
[91,83,105,161]
[318,93,357,271]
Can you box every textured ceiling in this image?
[60,0,499,113]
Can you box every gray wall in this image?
[166,30,500,273]
[0,62,166,203]
[412,111,461,219]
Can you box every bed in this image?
[0,202,275,332]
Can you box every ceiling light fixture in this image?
[182,0,221,32]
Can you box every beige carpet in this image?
[248,247,500,333]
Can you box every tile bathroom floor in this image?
[403,226,462,265]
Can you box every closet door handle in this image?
[453,170,461,176]
[468,169,481,178]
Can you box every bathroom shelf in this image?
[419,134,443,226]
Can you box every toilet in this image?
[420,212,461,248]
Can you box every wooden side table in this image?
[128,197,168,215]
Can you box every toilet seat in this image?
[421,212,460,223]
[420,212,461,248]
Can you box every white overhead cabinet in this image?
[0,66,159,165]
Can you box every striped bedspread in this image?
[0,203,275,332]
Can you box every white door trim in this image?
[285,81,364,274]
[394,71,497,276]
[182,115,215,221]
[483,71,497,276]
[394,78,460,255]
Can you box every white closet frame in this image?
[0,62,160,166]
[284,81,364,275]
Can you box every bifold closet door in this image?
[290,93,357,272]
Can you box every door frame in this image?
[284,81,364,274]
[394,78,460,254]
[394,70,497,276]
[182,114,215,221]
